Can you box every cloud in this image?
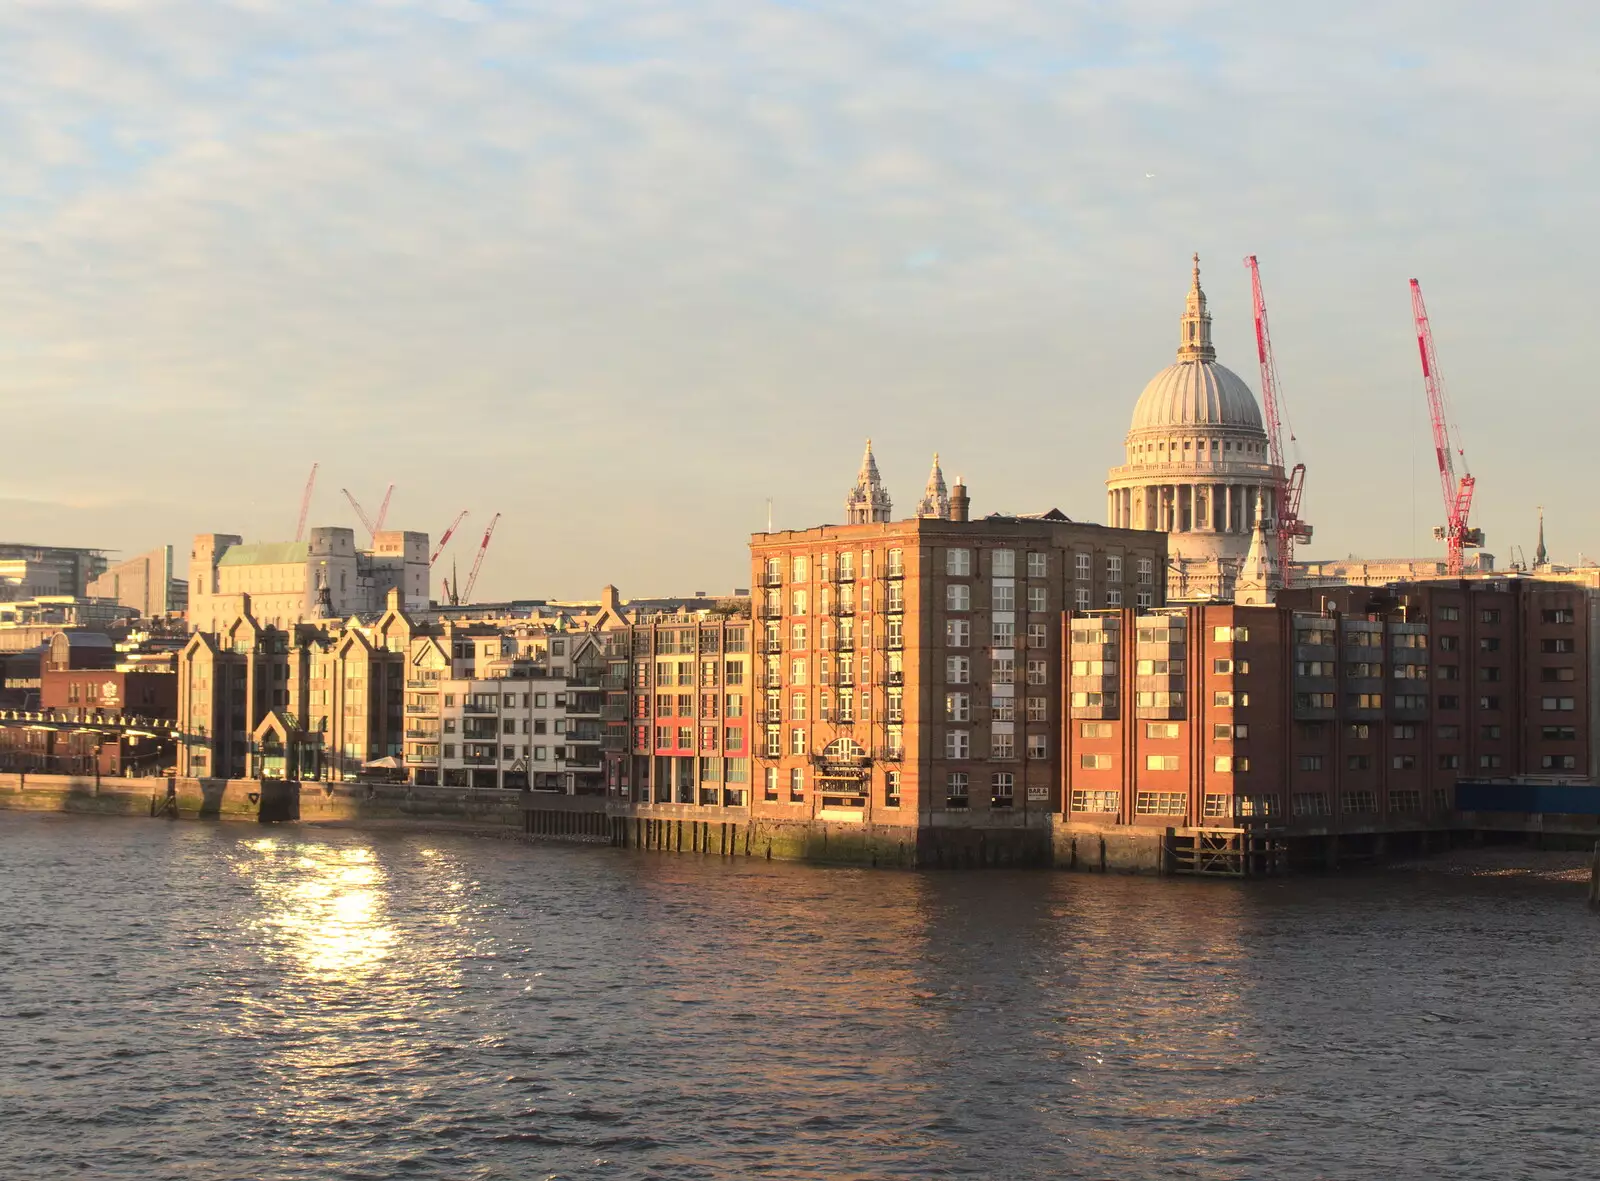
[1,0,1597,595]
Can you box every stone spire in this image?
[915,452,949,519]
[846,439,893,524]
[1535,505,1548,567]
[1232,492,1278,604]
[1176,252,1216,363]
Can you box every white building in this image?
[1105,256,1286,600]
[188,526,429,632]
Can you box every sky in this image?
[2,0,1597,601]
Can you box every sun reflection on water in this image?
[236,841,398,980]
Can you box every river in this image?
[1,812,1596,1180]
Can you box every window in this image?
[1074,587,1091,611]
[1297,661,1334,677]
[1027,696,1047,722]
[1145,754,1179,771]
[1027,660,1048,685]
[789,728,806,756]
[1296,692,1335,709]
[991,696,1014,721]
[1106,588,1123,607]
[1479,754,1503,770]
[1478,696,1500,711]
[791,556,808,582]
[1028,587,1048,613]
[1138,659,1182,675]
[992,621,1015,648]
[947,619,970,648]
[946,549,971,576]
[1081,722,1113,738]
[1027,733,1047,758]
[1072,790,1118,813]
[946,772,969,808]
[1135,792,1185,815]
[1542,725,1577,740]
[885,769,901,806]
[1075,553,1091,580]
[790,693,807,721]
[1480,724,1502,739]
[946,584,971,612]
[1080,753,1112,769]
[887,548,903,577]
[1071,691,1118,708]
[1542,608,1575,624]
[765,728,782,758]
[992,549,1015,577]
[1541,667,1577,682]
[1146,723,1179,738]
[1347,754,1371,771]
[994,652,1016,684]
[1026,623,1048,649]
[1480,609,1501,624]
[1214,691,1235,707]
[991,731,1015,759]
[1342,791,1377,814]
[1347,693,1383,710]
[1138,558,1154,585]
[1439,606,1460,621]
[1293,792,1331,817]
[1392,755,1417,770]
[1213,756,1236,772]
[1203,794,1231,817]
[947,656,971,684]
[946,730,969,759]
[1437,635,1460,651]
[1027,552,1048,578]
[946,692,970,722]
[791,623,807,651]
[790,767,804,801]
[1479,666,1502,682]
[1438,754,1460,769]
[1393,724,1419,739]
[1299,755,1323,771]
[1541,754,1578,770]
[1543,638,1577,653]
[1213,723,1246,740]
[1439,694,1460,710]
[1107,555,1123,580]
[1394,694,1427,709]
[1390,789,1422,813]
[764,766,778,801]
[791,658,807,685]
[1136,691,1182,708]
[1542,696,1576,711]
[724,727,744,753]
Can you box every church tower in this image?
[846,439,893,524]
[916,453,949,519]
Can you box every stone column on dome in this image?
[1225,484,1234,533]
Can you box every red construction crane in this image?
[294,462,319,543]
[461,513,501,605]
[341,488,376,538]
[1409,279,1481,576]
[372,483,395,532]
[429,510,469,566]
[1244,256,1312,583]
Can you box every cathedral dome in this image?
[1126,253,1265,439]
[1129,359,1263,434]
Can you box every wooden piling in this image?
[1588,841,1599,910]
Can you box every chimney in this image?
[948,478,970,523]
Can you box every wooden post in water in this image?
[1588,841,1600,911]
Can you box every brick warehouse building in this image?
[1055,576,1600,869]
[725,447,1169,860]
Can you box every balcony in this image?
[765,641,784,654]
[756,606,785,620]
[876,747,904,761]
[886,566,905,580]
[600,704,628,721]
[404,703,433,715]
[836,640,854,653]
[763,573,783,587]
[404,753,438,765]
[405,678,440,690]
[888,671,904,685]
[836,605,855,616]
[404,728,439,740]
[463,702,497,715]
[600,734,628,752]
[463,755,497,767]
[602,673,630,690]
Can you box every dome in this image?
[1129,360,1263,434]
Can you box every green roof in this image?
[218,541,311,566]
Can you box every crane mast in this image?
[294,462,319,543]
[461,513,501,605]
[429,510,469,566]
[1409,279,1481,576]
[1244,256,1311,584]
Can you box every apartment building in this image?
[744,472,1167,834]
[1059,577,1600,840]
[608,613,755,807]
